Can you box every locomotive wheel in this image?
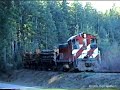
[62,64,70,72]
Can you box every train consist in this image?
[23,32,101,72]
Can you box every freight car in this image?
[23,32,101,72]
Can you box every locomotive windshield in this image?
[90,38,97,48]
[72,39,79,49]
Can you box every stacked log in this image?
[22,49,56,70]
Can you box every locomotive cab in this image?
[56,33,101,71]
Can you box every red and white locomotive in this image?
[57,32,101,71]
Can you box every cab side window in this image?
[90,38,97,49]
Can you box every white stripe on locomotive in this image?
[72,44,83,56]
[78,44,91,59]
[90,48,99,58]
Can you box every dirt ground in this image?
[0,69,120,89]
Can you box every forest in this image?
[0,0,120,72]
